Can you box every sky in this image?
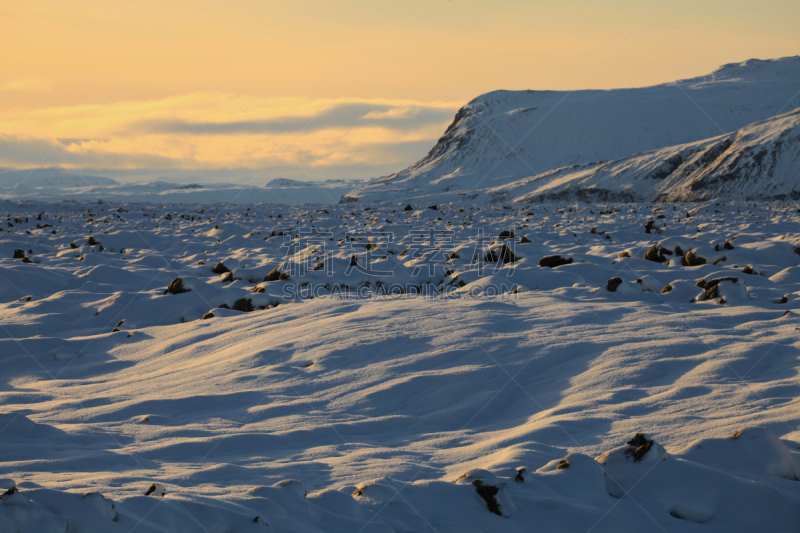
[1,0,798,184]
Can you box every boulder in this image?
[539,255,573,268]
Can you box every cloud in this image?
[0,134,186,169]
[0,94,461,178]
[134,102,456,136]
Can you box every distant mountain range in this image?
[342,56,800,204]
[0,169,365,204]
[0,169,119,189]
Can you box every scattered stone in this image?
[112,320,124,332]
[13,249,25,259]
[144,483,165,497]
[519,235,532,244]
[232,298,254,312]
[486,244,517,265]
[403,204,413,212]
[660,284,674,294]
[703,277,738,300]
[264,267,289,281]
[557,458,570,470]
[212,262,230,274]
[605,277,623,292]
[87,235,100,246]
[472,479,502,516]
[539,255,573,268]
[643,244,672,263]
[202,312,215,320]
[618,250,631,258]
[626,433,654,462]
[682,250,707,266]
[164,277,190,295]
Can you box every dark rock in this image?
[682,250,706,266]
[486,245,517,265]
[87,235,100,246]
[703,276,738,300]
[557,458,570,470]
[626,433,654,462]
[202,312,215,320]
[403,204,414,212]
[212,262,230,274]
[164,277,190,295]
[538,255,573,268]
[232,298,254,312]
[605,277,623,292]
[112,320,124,332]
[13,249,25,259]
[472,480,501,516]
[519,236,532,244]
[643,244,672,263]
[264,267,289,282]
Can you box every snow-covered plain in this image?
[0,170,363,205]
[1,198,799,532]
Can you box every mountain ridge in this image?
[342,56,800,204]
[487,107,800,203]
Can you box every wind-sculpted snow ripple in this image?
[0,199,799,531]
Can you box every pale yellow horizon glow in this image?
[2,0,798,181]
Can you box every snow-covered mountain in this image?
[342,56,800,204]
[0,174,366,204]
[0,168,119,189]
[489,107,800,203]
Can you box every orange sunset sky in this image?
[2,0,799,183]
